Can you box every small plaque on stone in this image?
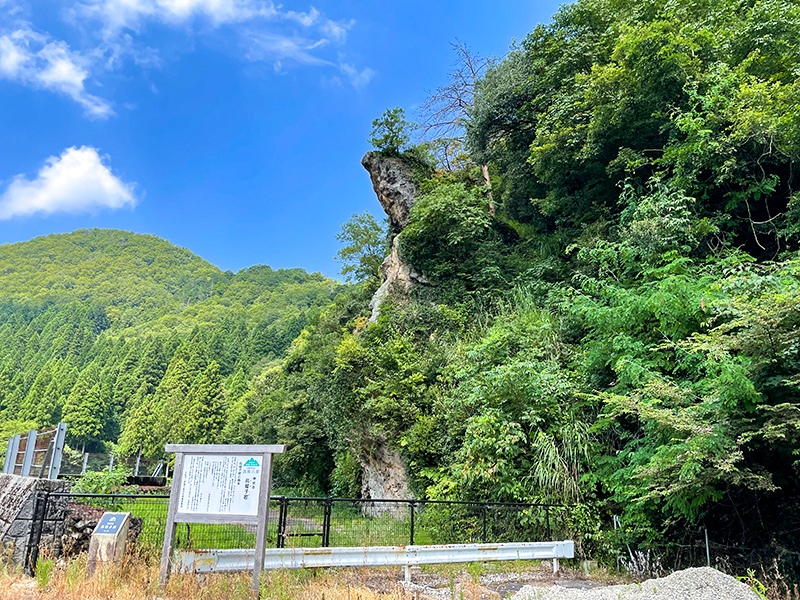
[87,512,131,575]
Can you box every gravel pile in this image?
[513,567,761,600]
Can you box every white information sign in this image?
[177,454,263,516]
[159,444,284,593]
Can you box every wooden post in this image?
[252,451,274,593]
[158,452,185,588]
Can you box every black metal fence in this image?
[272,497,566,549]
[27,492,568,566]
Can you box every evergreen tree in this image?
[118,382,161,458]
[183,361,226,444]
[62,375,106,453]
[152,353,194,449]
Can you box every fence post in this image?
[21,431,37,477]
[48,423,67,480]
[481,505,487,543]
[409,501,415,546]
[25,491,50,576]
[276,497,288,548]
[322,498,332,547]
[546,506,551,540]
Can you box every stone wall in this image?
[0,474,70,567]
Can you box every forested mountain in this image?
[218,0,800,579]
[2,0,799,581]
[0,229,345,454]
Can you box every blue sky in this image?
[0,0,564,278]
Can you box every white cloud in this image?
[339,61,374,90]
[80,0,369,86]
[245,31,330,67]
[284,7,319,27]
[0,28,113,118]
[0,0,371,115]
[0,34,29,76]
[320,17,353,43]
[80,0,279,32]
[0,146,137,220]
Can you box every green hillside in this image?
[215,0,800,580]
[0,228,346,455]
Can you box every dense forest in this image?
[2,0,800,580]
[0,229,343,456]
[225,0,800,576]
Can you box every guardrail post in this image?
[21,431,37,477]
[409,501,415,546]
[481,505,487,543]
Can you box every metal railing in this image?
[272,497,565,549]
[2,423,66,479]
[177,541,576,580]
[27,492,568,569]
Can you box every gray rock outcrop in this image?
[361,151,420,233]
[359,437,411,514]
[368,237,429,321]
[361,151,429,324]
[357,152,432,503]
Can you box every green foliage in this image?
[400,180,514,296]
[0,229,343,456]
[35,555,54,590]
[71,466,131,494]
[335,212,390,283]
[330,450,362,498]
[468,0,800,258]
[368,107,416,155]
[0,419,38,464]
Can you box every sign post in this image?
[158,444,285,593]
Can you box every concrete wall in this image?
[0,473,70,567]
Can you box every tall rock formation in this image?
[361,152,429,323]
[357,151,429,505]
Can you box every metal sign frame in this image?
[158,444,285,593]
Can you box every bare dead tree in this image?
[419,41,495,213]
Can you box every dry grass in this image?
[0,555,428,600]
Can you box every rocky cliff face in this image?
[361,151,420,233]
[358,437,410,513]
[361,151,429,323]
[357,152,430,503]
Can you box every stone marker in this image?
[86,512,131,575]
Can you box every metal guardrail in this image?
[177,541,576,581]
